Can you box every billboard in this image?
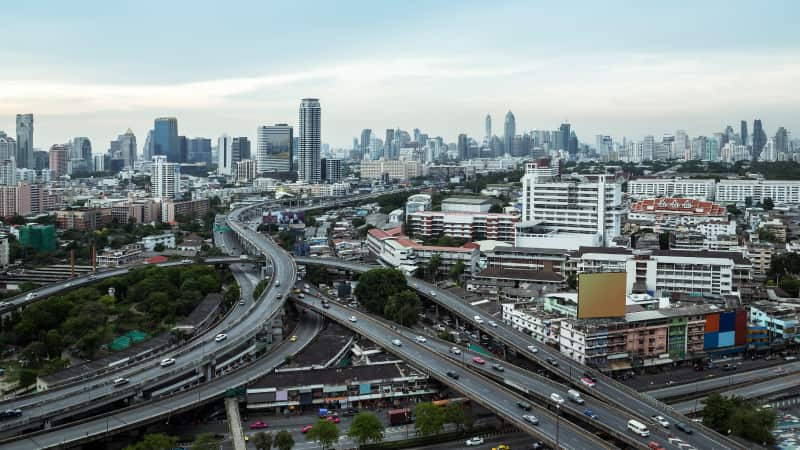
[262,210,305,225]
[577,272,627,319]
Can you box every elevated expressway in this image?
[295,257,744,450]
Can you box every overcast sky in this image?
[2,0,799,151]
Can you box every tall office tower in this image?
[641,135,655,161]
[457,134,469,161]
[48,144,70,178]
[321,158,342,183]
[369,134,383,160]
[143,130,154,161]
[15,114,34,169]
[360,129,372,160]
[752,119,766,161]
[232,137,250,163]
[556,123,570,151]
[674,130,689,159]
[217,134,235,176]
[568,131,579,154]
[595,135,613,155]
[256,124,293,174]
[485,114,492,141]
[723,125,736,145]
[298,98,321,183]
[153,117,180,162]
[187,138,212,164]
[113,129,137,168]
[384,129,395,159]
[740,120,749,147]
[775,127,789,154]
[151,155,181,200]
[761,138,777,162]
[704,138,720,161]
[32,150,48,170]
[503,111,515,155]
[70,137,92,173]
[93,154,106,172]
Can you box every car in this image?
[301,425,313,433]
[491,363,505,372]
[647,442,665,450]
[722,363,738,371]
[298,293,305,299]
[249,421,269,429]
[488,320,498,327]
[531,442,547,450]
[112,377,129,387]
[549,393,565,405]
[583,409,599,419]
[322,301,330,309]
[583,372,597,383]
[160,358,176,367]
[449,347,462,355]
[0,409,22,420]
[239,300,246,306]
[580,377,596,387]
[294,288,301,294]
[516,401,532,411]
[474,315,484,324]
[674,422,693,434]
[25,293,34,300]
[302,288,310,294]
[546,357,559,367]
[414,336,427,343]
[523,414,539,425]
[430,291,437,297]
[215,333,228,342]
[290,335,298,342]
[472,357,485,365]
[527,345,539,353]
[496,445,510,450]
[465,437,484,446]
[304,283,310,289]
[391,339,402,346]
[348,302,359,308]
[349,316,358,322]
[651,415,670,428]
[182,259,193,264]
[433,324,446,332]
[275,280,280,287]
[342,408,359,416]
[446,371,459,379]
[326,415,341,424]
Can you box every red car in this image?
[301,425,313,433]
[326,415,341,424]
[472,357,485,365]
[249,420,269,429]
[580,377,596,387]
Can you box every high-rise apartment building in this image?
[15,114,33,169]
[485,114,492,142]
[740,120,748,147]
[0,132,16,185]
[321,158,343,183]
[235,159,257,184]
[503,111,515,156]
[298,98,321,183]
[151,155,180,200]
[752,119,766,161]
[232,136,250,164]
[256,124,293,173]
[457,134,469,161]
[153,117,179,162]
[217,134,235,176]
[48,144,70,178]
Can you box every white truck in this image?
[567,389,585,404]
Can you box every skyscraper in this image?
[117,129,137,168]
[559,123,571,152]
[70,137,92,174]
[752,119,766,161]
[0,133,16,186]
[187,138,212,164]
[740,120,748,147]
[232,137,250,163]
[298,98,321,183]
[49,144,70,178]
[217,134,235,176]
[151,155,181,200]
[485,114,492,142]
[457,134,469,161]
[143,130,154,161]
[503,111,515,156]
[256,124,293,173]
[360,129,372,160]
[775,126,789,155]
[384,129,395,159]
[15,114,33,169]
[321,158,342,183]
[153,117,180,162]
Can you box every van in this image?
[567,389,584,404]
[627,419,650,437]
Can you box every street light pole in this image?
[556,404,561,448]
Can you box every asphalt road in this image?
[295,257,743,450]
[673,372,800,414]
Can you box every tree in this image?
[274,430,295,450]
[252,431,272,450]
[353,268,408,315]
[414,402,446,436]
[192,433,219,450]
[18,369,37,387]
[272,428,298,450]
[253,279,270,299]
[347,412,385,446]
[427,253,442,282]
[488,203,503,213]
[763,197,774,211]
[701,393,776,445]
[305,419,339,449]
[153,243,166,252]
[444,402,466,430]
[449,260,466,282]
[384,290,422,326]
[123,433,178,450]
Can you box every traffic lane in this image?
[673,372,800,414]
[0,313,322,450]
[295,298,611,450]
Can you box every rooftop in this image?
[250,362,419,389]
[442,197,493,205]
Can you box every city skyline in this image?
[2,1,800,148]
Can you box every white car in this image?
[465,437,484,446]
[651,415,670,428]
[474,316,484,324]
[182,259,193,264]
[391,339,402,346]
[550,393,565,405]
[523,414,539,425]
[488,320,498,327]
[414,336,427,343]
[215,333,228,342]
[449,347,462,355]
[349,316,358,323]
[430,291,437,296]
[160,358,176,367]
[527,345,539,353]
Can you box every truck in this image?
[567,389,584,404]
[388,408,412,426]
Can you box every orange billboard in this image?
[577,272,627,319]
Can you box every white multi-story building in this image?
[518,164,622,250]
[217,134,235,176]
[716,179,800,205]
[441,197,493,213]
[236,159,257,184]
[405,194,432,217]
[298,98,321,183]
[627,178,716,201]
[151,155,180,200]
[141,233,176,251]
[407,210,520,243]
[359,159,423,181]
[366,227,478,276]
[501,302,562,345]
